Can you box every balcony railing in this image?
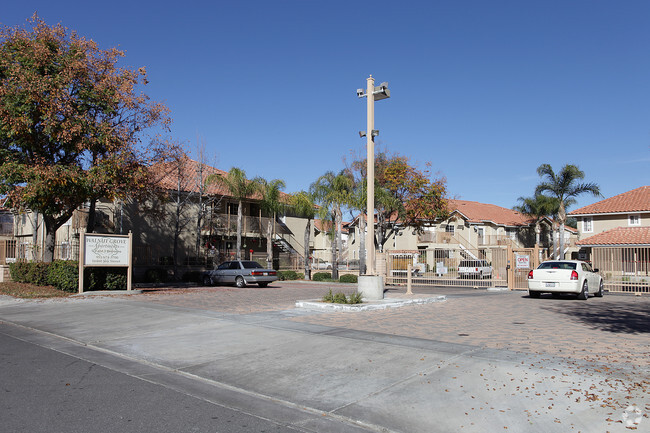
[203,214,291,237]
[416,231,525,248]
[417,232,457,244]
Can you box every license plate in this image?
[545,282,556,288]
[263,272,268,276]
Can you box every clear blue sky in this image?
[4,1,649,213]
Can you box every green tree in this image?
[347,179,368,275]
[208,167,259,261]
[535,164,601,259]
[514,194,559,254]
[310,171,354,280]
[291,190,317,280]
[258,178,286,270]
[0,16,170,261]
[349,150,448,251]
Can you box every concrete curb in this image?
[295,295,446,311]
[72,290,144,297]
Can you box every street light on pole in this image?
[357,75,390,276]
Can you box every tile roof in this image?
[577,227,650,246]
[154,157,228,195]
[314,219,349,233]
[153,157,289,200]
[448,199,534,227]
[348,200,540,227]
[569,186,650,215]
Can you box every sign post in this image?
[78,231,133,293]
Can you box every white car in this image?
[458,260,492,279]
[527,260,604,299]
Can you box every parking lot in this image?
[138,281,650,368]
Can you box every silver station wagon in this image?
[202,260,278,288]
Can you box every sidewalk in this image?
[0,289,647,432]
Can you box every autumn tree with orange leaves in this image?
[347,150,449,251]
[0,15,171,261]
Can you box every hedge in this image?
[339,274,358,284]
[312,272,332,282]
[47,260,79,292]
[9,261,128,292]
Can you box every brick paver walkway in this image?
[134,282,650,368]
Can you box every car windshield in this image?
[538,262,577,270]
[241,261,263,269]
[460,261,483,267]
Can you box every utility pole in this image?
[357,75,390,276]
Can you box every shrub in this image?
[296,273,304,280]
[47,260,78,292]
[9,262,30,283]
[105,271,127,290]
[85,267,127,291]
[26,262,50,286]
[144,268,168,283]
[348,292,363,304]
[339,274,358,284]
[278,270,299,281]
[312,272,332,282]
[322,289,363,304]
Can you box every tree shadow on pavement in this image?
[543,300,650,334]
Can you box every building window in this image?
[445,224,455,235]
[629,214,640,226]
[582,217,593,233]
[60,242,71,260]
[227,203,238,215]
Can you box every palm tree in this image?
[535,164,601,259]
[291,191,317,280]
[310,170,354,280]
[258,178,286,270]
[514,194,559,259]
[348,180,368,275]
[208,167,259,261]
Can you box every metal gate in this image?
[385,246,508,288]
[592,247,650,294]
[509,247,540,291]
[385,245,542,291]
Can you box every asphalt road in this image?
[0,327,302,433]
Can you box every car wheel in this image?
[258,282,268,288]
[529,290,540,298]
[595,280,604,297]
[202,275,212,286]
[235,276,246,288]
[577,281,588,300]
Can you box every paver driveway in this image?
[137,282,650,368]
[2,281,648,432]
